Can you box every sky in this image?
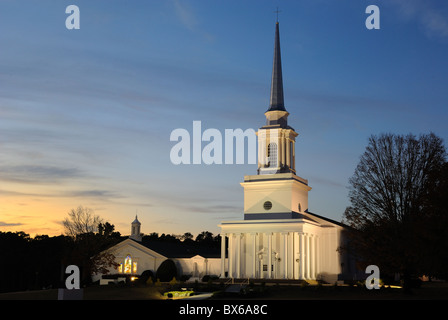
[1,0,447,238]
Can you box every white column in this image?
[304,234,308,279]
[292,141,296,171]
[252,233,256,278]
[258,131,265,168]
[259,233,264,279]
[305,234,310,279]
[220,234,226,278]
[228,233,233,278]
[267,233,272,279]
[236,233,241,278]
[283,233,288,279]
[315,235,319,280]
[299,233,304,280]
[293,232,299,279]
[310,234,315,279]
[286,139,290,169]
[288,232,294,279]
[281,134,286,168]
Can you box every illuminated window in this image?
[124,255,132,274]
[118,263,123,273]
[133,262,138,274]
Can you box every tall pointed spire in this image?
[268,21,286,112]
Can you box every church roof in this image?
[267,22,286,112]
[304,210,349,229]
[132,215,141,225]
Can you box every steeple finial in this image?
[274,7,281,23]
[267,20,286,112]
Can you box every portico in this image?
[220,217,333,281]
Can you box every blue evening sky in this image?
[1,0,447,237]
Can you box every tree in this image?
[195,231,214,245]
[343,133,446,282]
[62,206,101,238]
[62,206,120,285]
[181,232,194,243]
[418,162,448,279]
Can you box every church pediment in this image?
[108,238,168,260]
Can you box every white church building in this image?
[93,21,358,285]
[92,216,222,283]
[218,21,357,283]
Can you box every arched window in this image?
[267,142,277,168]
[119,255,138,274]
[124,255,132,274]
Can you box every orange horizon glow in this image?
[0,193,132,237]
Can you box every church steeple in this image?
[268,22,286,112]
[129,215,142,242]
[264,21,290,129]
[257,20,297,175]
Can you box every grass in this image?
[1,281,448,300]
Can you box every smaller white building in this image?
[92,216,222,283]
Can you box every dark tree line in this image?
[343,133,448,286]
[0,227,123,293]
[0,232,69,293]
[0,212,221,293]
[143,230,221,247]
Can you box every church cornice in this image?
[242,173,309,187]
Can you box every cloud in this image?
[421,9,448,38]
[308,175,346,189]
[171,0,214,41]
[185,203,241,214]
[0,221,23,227]
[172,0,198,31]
[388,0,448,38]
[65,189,122,198]
[0,187,125,203]
[62,189,127,203]
[0,165,84,184]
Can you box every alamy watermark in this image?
[169,121,285,166]
[365,265,380,289]
[65,265,80,289]
[170,121,258,165]
[64,4,379,31]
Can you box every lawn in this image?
[1,281,448,300]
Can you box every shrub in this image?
[139,270,155,285]
[156,259,178,282]
[180,275,191,282]
[201,275,219,282]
